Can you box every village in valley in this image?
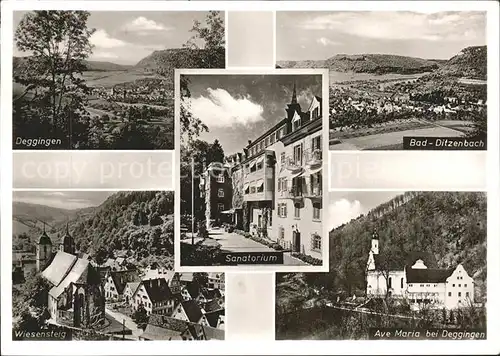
[276,11,487,150]
[179,74,325,267]
[12,191,225,341]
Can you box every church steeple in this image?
[371,229,379,255]
[291,82,297,104]
[60,219,75,255]
[37,221,52,272]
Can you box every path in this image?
[203,228,308,266]
[105,307,142,339]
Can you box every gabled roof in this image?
[125,281,140,295]
[181,300,203,323]
[202,325,225,340]
[203,299,224,313]
[186,281,201,299]
[141,324,183,340]
[201,288,222,300]
[142,278,175,303]
[205,309,224,328]
[373,251,438,271]
[405,266,455,284]
[42,251,77,286]
[109,270,140,295]
[49,258,91,298]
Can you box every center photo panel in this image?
[174,69,329,272]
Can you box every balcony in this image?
[303,184,322,200]
[282,148,322,172]
[305,149,322,168]
[279,186,304,201]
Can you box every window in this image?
[265,137,270,147]
[271,133,276,144]
[448,292,452,297]
[280,152,285,165]
[293,144,303,165]
[458,292,461,297]
[409,284,413,287]
[313,203,321,220]
[453,284,455,287]
[312,135,322,152]
[217,175,224,183]
[459,284,461,287]
[464,284,467,287]
[401,278,404,289]
[420,284,424,287]
[279,227,285,240]
[218,189,224,197]
[294,203,301,218]
[466,292,469,297]
[388,277,392,288]
[311,234,321,251]
[218,203,224,211]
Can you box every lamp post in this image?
[191,156,195,245]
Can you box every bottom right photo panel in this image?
[275,191,487,340]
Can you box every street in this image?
[105,306,142,339]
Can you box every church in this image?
[366,231,474,310]
[37,223,105,328]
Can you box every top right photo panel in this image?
[276,11,487,151]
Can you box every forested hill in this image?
[64,191,175,264]
[435,45,487,80]
[14,191,175,266]
[330,191,487,299]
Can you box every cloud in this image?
[299,11,485,42]
[122,16,172,33]
[187,88,264,127]
[90,29,128,48]
[317,37,341,46]
[92,51,119,60]
[328,199,363,231]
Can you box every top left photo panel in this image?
[12,10,226,150]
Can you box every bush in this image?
[291,252,323,266]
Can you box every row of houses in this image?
[199,84,324,261]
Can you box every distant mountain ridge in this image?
[277,46,487,78]
[13,56,133,72]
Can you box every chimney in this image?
[248,140,252,146]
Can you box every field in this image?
[82,70,159,88]
[329,71,428,84]
[330,120,467,150]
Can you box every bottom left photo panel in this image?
[11,190,225,341]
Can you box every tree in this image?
[184,11,225,69]
[13,272,51,331]
[14,11,95,147]
[132,305,149,329]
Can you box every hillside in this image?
[277,54,439,74]
[13,202,78,232]
[134,47,225,75]
[435,45,487,80]
[13,191,175,266]
[13,56,132,72]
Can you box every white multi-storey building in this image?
[230,84,323,261]
[366,232,474,310]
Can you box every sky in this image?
[13,11,219,65]
[277,11,486,61]
[13,191,114,210]
[183,74,323,155]
[327,191,404,231]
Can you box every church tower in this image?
[285,82,302,120]
[371,230,379,255]
[60,221,76,255]
[36,223,53,272]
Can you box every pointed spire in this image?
[291,82,297,104]
[66,220,70,235]
[43,221,46,233]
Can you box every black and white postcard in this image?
[175,69,329,271]
[276,191,487,340]
[276,11,487,151]
[12,10,225,150]
[11,190,225,340]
